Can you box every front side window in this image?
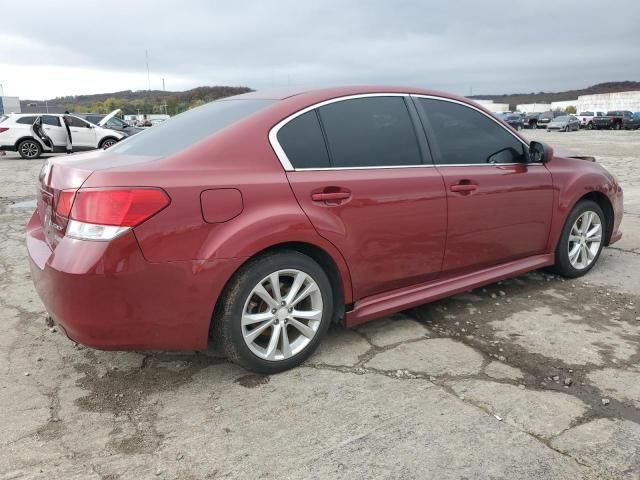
[66,116,91,128]
[277,110,330,169]
[318,96,422,168]
[418,98,526,165]
[86,115,104,125]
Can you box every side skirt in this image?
[345,254,555,327]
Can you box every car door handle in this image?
[450,183,478,193]
[311,190,351,204]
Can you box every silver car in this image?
[547,115,580,132]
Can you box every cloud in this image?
[1,0,639,99]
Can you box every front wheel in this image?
[212,251,333,373]
[586,122,593,130]
[99,137,118,149]
[552,200,605,278]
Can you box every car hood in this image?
[98,109,121,127]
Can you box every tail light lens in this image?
[0,127,9,133]
[65,188,170,241]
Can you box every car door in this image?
[40,115,68,147]
[413,96,554,276]
[275,95,448,300]
[65,115,97,148]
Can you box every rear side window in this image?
[110,99,274,157]
[418,98,526,165]
[318,97,422,168]
[16,116,37,124]
[277,111,330,169]
[42,115,60,126]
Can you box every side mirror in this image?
[529,141,554,164]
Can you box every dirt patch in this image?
[234,374,270,388]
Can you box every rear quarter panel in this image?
[82,116,355,303]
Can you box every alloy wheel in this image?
[241,269,323,361]
[568,211,602,270]
[102,139,117,149]
[20,141,39,158]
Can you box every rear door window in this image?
[318,96,422,168]
[277,111,330,169]
[42,115,61,126]
[417,98,526,165]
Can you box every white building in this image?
[575,91,640,113]
[515,103,552,113]
[469,99,510,112]
[551,100,578,111]
[0,96,20,115]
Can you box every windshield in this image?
[506,115,519,121]
[109,99,274,157]
[554,116,571,122]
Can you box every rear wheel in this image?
[552,200,605,278]
[18,139,42,159]
[212,250,333,373]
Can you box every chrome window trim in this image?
[268,92,531,172]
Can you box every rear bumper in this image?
[26,211,244,351]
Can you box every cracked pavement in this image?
[1,129,639,479]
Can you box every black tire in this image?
[614,123,621,130]
[587,122,593,130]
[17,139,42,159]
[551,200,605,278]
[564,125,569,132]
[99,137,118,149]
[212,250,334,373]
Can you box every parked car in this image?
[74,109,144,137]
[576,111,605,130]
[523,113,540,129]
[622,112,640,130]
[546,115,581,132]
[27,87,623,373]
[536,111,564,129]
[0,113,124,159]
[592,111,638,130]
[502,114,525,131]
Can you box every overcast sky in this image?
[1,0,639,100]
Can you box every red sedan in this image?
[27,86,623,373]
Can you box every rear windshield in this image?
[109,99,274,157]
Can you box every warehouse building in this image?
[470,99,510,112]
[575,91,640,113]
[0,96,21,115]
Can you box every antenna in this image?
[146,50,151,91]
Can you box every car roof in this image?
[229,85,470,103]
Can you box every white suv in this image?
[0,113,124,159]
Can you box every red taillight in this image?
[0,127,9,133]
[55,190,77,217]
[70,188,170,226]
